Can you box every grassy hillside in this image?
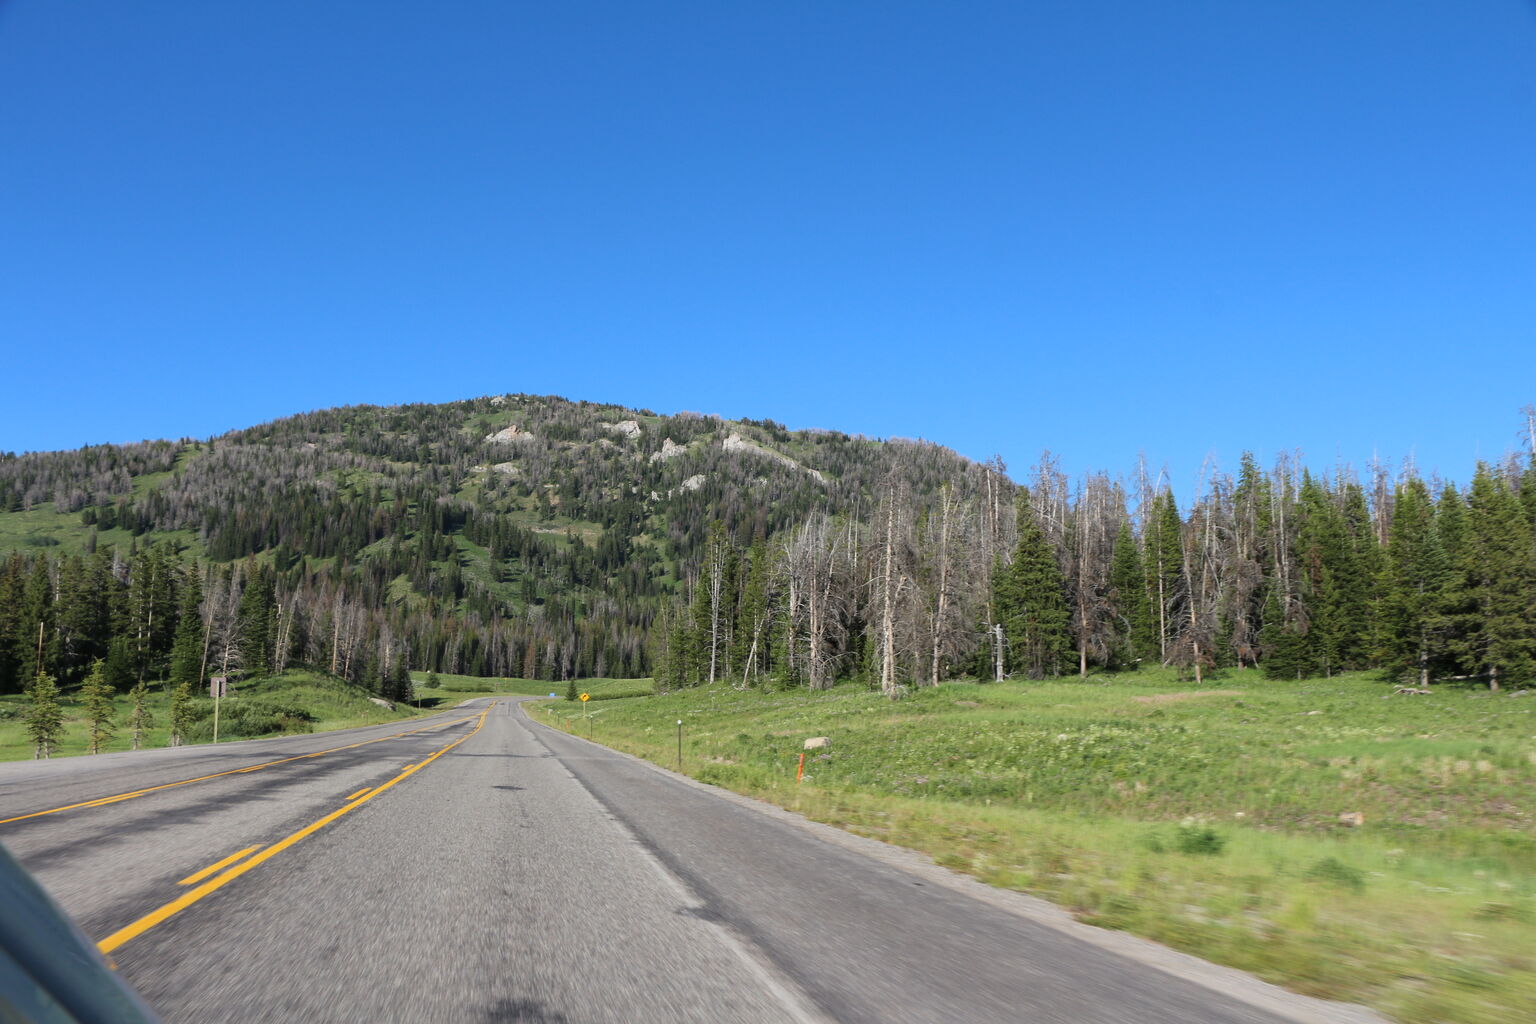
[533,671,1536,1024]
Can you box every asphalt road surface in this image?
[0,699,1386,1024]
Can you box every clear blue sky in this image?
[3,1,1534,492]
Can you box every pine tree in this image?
[127,679,153,750]
[169,568,206,688]
[994,494,1071,679]
[1339,481,1383,669]
[1293,474,1351,677]
[389,658,414,704]
[565,677,579,701]
[1461,465,1536,691]
[237,562,276,677]
[1434,484,1475,678]
[169,682,195,747]
[24,672,65,759]
[1521,455,1536,530]
[1107,522,1153,668]
[1143,491,1185,664]
[1259,586,1306,680]
[80,658,116,754]
[0,554,24,694]
[1380,478,1448,686]
[20,557,54,682]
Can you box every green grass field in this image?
[0,670,423,759]
[407,671,653,706]
[532,669,1536,1024]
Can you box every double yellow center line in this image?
[98,703,495,954]
[0,713,480,827]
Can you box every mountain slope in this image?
[0,394,996,685]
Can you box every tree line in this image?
[662,424,1536,695]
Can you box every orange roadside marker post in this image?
[797,752,805,783]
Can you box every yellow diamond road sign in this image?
[579,693,590,702]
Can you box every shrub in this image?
[1174,825,1227,856]
[185,700,315,742]
[1306,856,1366,891]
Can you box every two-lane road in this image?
[0,699,1384,1024]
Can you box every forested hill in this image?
[0,395,998,691]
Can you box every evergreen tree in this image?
[389,657,414,704]
[237,562,276,676]
[20,558,53,682]
[169,568,206,688]
[1143,491,1185,663]
[1259,586,1307,680]
[1434,484,1475,678]
[1521,455,1536,530]
[127,678,153,750]
[24,672,65,759]
[565,677,579,701]
[1107,522,1153,668]
[80,659,116,754]
[19,555,53,684]
[169,682,195,747]
[1292,474,1348,676]
[1460,465,1536,691]
[733,543,771,685]
[0,554,24,694]
[1339,481,1383,668]
[1380,478,1449,686]
[994,494,1071,679]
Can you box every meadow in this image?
[532,669,1536,1024]
[408,671,654,705]
[0,670,424,759]
[0,671,657,761]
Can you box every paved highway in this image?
[0,699,1385,1024]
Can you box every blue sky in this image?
[3,1,1534,492]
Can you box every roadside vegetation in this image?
[0,669,654,762]
[408,671,654,706]
[0,669,423,759]
[533,669,1536,1024]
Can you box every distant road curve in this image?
[0,699,1386,1024]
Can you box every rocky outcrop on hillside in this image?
[485,424,535,444]
[723,432,825,483]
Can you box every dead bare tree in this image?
[872,477,916,698]
[1068,473,1123,676]
[921,485,981,685]
[784,512,855,690]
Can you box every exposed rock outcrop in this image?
[604,420,642,440]
[722,432,825,483]
[485,424,534,444]
[650,438,687,463]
